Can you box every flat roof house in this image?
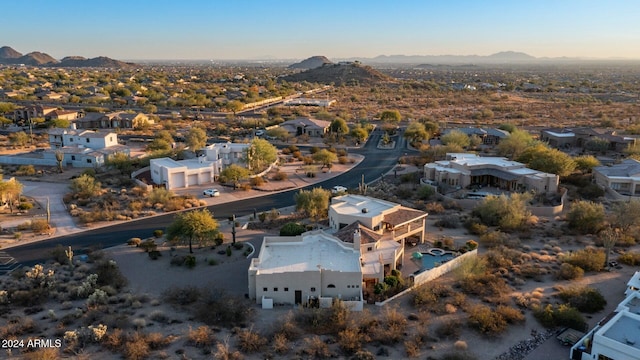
[571,291,640,360]
[593,159,640,199]
[248,230,363,310]
[423,153,559,194]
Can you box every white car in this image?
[331,185,347,194]
[255,130,265,136]
[203,188,220,197]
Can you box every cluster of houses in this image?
[12,105,153,129]
[248,194,429,309]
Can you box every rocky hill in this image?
[0,46,22,59]
[281,61,392,86]
[288,55,333,70]
[0,46,136,68]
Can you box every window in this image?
[347,285,351,288]
[367,247,373,252]
[86,138,90,143]
[356,285,359,288]
[273,287,278,292]
[110,136,113,142]
[310,287,316,292]
[71,155,76,160]
[327,284,336,288]
[284,287,289,292]
[86,159,92,164]
[373,225,380,231]
[263,287,267,292]
[70,138,73,142]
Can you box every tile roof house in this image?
[277,117,330,137]
[443,127,510,146]
[74,112,152,129]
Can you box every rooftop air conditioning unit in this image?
[361,208,368,213]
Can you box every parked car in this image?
[203,188,220,197]
[255,129,265,136]
[331,185,347,194]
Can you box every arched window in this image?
[327,284,336,288]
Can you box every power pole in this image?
[231,214,236,244]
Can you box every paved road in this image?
[5,130,413,267]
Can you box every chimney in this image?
[353,228,361,251]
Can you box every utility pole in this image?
[231,214,236,244]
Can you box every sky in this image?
[2,0,640,60]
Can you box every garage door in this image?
[187,174,199,186]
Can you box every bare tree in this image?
[599,226,619,269]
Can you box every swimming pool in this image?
[420,248,455,270]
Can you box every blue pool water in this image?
[421,252,455,270]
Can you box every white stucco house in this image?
[149,142,250,190]
[423,153,559,194]
[593,159,640,199]
[570,290,640,360]
[248,230,364,310]
[43,128,128,168]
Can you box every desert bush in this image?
[213,340,243,360]
[338,326,365,355]
[18,202,34,211]
[215,233,224,246]
[434,215,460,229]
[416,185,435,200]
[566,200,605,234]
[153,229,164,238]
[472,193,532,231]
[94,259,128,289]
[533,304,586,330]
[618,251,640,266]
[454,340,468,351]
[395,187,415,199]
[495,305,525,324]
[479,231,510,248]
[250,176,265,186]
[146,332,172,350]
[303,336,331,358]
[272,333,289,354]
[425,202,445,214]
[139,239,157,252]
[466,221,489,235]
[128,237,142,246]
[237,328,268,353]
[466,304,508,335]
[187,326,215,348]
[465,240,478,251]
[560,248,605,272]
[124,332,150,360]
[435,319,462,339]
[557,286,606,313]
[185,255,196,268]
[16,165,36,176]
[556,263,584,280]
[280,222,306,236]
[22,348,60,360]
[272,171,288,181]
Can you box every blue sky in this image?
[2,0,639,60]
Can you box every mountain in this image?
[0,46,137,68]
[0,46,22,59]
[288,56,333,70]
[361,51,540,65]
[281,61,392,86]
[59,56,136,68]
[487,51,536,61]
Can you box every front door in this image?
[295,290,302,305]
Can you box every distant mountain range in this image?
[0,46,136,68]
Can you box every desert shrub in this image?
[148,250,161,260]
[22,348,60,360]
[303,335,331,358]
[556,263,584,280]
[124,332,150,360]
[272,171,288,181]
[557,286,606,313]
[351,350,375,360]
[237,328,268,353]
[618,251,640,266]
[127,237,142,246]
[139,239,157,252]
[425,202,445,214]
[495,305,525,324]
[215,233,224,246]
[153,229,164,238]
[434,215,460,229]
[272,333,289,354]
[185,255,196,268]
[338,156,348,164]
[250,176,265,186]
[146,332,172,350]
[338,326,364,355]
[416,185,435,200]
[163,286,202,306]
[16,165,36,176]
[18,202,34,211]
[435,319,462,339]
[191,288,255,327]
[280,222,306,236]
[533,304,586,330]
[479,231,510,249]
[466,221,488,235]
[472,193,531,231]
[50,244,70,264]
[566,200,605,234]
[577,183,605,200]
[465,240,478,251]
[213,341,243,360]
[187,326,215,348]
[466,304,508,335]
[560,248,605,272]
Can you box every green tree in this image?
[9,131,29,148]
[584,137,610,153]
[312,149,338,169]
[496,129,535,159]
[0,116,12,128]
[225,100,244,116]
[70,174,102,198]
[106,152,133,174]
[166,208,219,253]
[49,118,70,128]
[280,222,306,236]
[246,138,278,173]
[266,127,290,142]
[379,109,401,122]
[498,123,516,133]
[186,127,207,152]
[329,118,349,135]
[517,143,576,177]
[0,102,16,114]
[440,130,470,149]
[574,155,601,173]
[350,126,369,143]
[404,122,430,144]
[566,200,605,234]
[219,164,250,189]
[472,193,532,231]
[0,178,23,214]
[294,187,331,227]
[420,119,439,135]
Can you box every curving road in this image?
[5,130,413,267]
